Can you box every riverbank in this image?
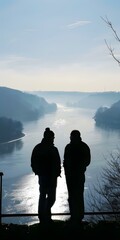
[0,220,120,239]
[0,133,25,145]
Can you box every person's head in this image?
[43,127,55,144]
[70,130,81,143]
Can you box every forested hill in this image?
[0,87,57,122]
[0,117,24,143]
[94,99,120,129]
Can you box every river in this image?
[0,101,120,225]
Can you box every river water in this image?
[0,101,120,225]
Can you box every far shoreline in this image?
[0,133,25,145]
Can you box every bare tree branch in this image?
[101,16,120,42]
[104,39,120,65]
[87,149,120,221]
[101,16,120,66]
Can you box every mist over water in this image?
[1,99,120,225]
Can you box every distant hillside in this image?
[0,87,57,122]
[94,99,120,129]
[65,92,120,109]
[33,91,120,109]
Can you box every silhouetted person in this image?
[31,127,61,224]
[63,130,91,224]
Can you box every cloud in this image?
[0,55,40,70]
[67,20,91,29]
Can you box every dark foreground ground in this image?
[0,220,120,240]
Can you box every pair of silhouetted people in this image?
[31,127,91,224]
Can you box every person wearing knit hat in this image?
[31,127,61,224]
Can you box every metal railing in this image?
[0,172,120,224]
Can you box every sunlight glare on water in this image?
[8,167,69,224]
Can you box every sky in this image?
[0,0,120,92]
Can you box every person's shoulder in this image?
[64,143,70,149]
[81,141,90,149]
[52,146,60,156]
[33,142,41,150]
[53,145,59,151]
[53,145,57,149]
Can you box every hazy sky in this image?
[0,0,120,92]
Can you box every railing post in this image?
[0,172,3,225]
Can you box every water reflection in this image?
[95,122,120,132]
[0,140,23,155]
[3,167,69,225]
